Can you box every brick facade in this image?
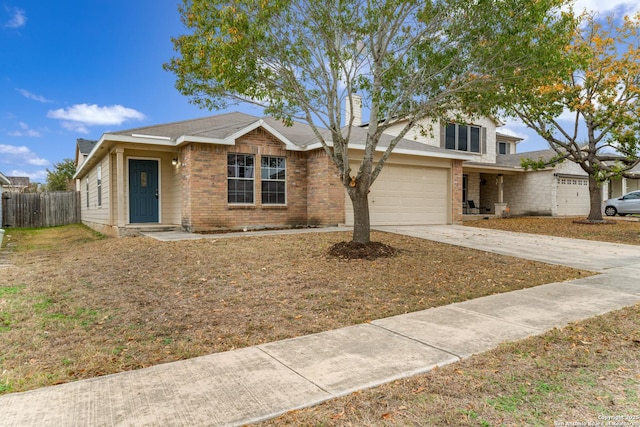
[306,150,345,226]
[180,128,344,232]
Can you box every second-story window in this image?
[445,123,482,153]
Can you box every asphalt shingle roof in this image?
[77,138,98,155]
[107,112,465,158]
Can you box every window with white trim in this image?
[445,123,481,153]
[227,154,254,204]
[498,141,510,155]
[261,156,286,204]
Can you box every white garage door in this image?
[345,164,449,226]
[556,176,590,216]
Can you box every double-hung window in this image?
[445,123,482,153]
[227,154,255,204]
[261,156,286,204]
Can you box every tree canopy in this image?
[46,158,76,192]
[166,0,575,242]
[495,12,640,221]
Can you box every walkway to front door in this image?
[129,159,159,223]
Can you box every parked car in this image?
[604,190,640,216]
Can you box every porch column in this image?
[622,177,628,195]
[116,148,126,227]
[494,174,508,216]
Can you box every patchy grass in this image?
[465,216,640,245]
[264,304,640,426]
[259,218,640,426]
[0,224,587,394]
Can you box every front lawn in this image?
[0,224,584,394]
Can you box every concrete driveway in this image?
[375,224,640,272]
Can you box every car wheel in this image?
[604,206,617,216]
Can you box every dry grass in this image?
[0,223,587,394]
[465,216,640,245]
[264,304,640,426]
[261,217,640,426]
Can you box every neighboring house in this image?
[465,148,599,216]
[0,171,10,227]
[606,163,640,199]
[73,107,638,237]
[3,176,30,193]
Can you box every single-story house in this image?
[73,112,476,236]
[73,109,638,237]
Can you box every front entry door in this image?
[129,159,159,223]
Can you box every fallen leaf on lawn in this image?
[330,411,344,419]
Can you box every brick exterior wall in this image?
[180,129,343,232]
[306,150,345,226]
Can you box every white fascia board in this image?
[305,141,474,161]
[257,121,304,151]
[463,164,524,173]
[224,120,303,151]
[176,120,302,151]
[176,135,233,146]
[0,172,10,185]
[73,133,176,179]
[73,134,107,179]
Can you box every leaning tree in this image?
[165,0,575,243]
[495,12,640,222]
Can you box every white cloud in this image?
[47,104,146,133]
[16,89,53,103]
[5,7,26,28]
[7,122,42,137]
[571,0,639,14]
[498,124,527,140]
[0,144,50,167]
[4,168,47,182]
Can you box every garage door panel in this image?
[556,177,590,216]
[345,165,449,226]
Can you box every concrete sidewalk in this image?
[1,226,639,426]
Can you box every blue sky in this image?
[1,0,638,183]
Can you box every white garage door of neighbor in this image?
[345,165,449,226]
[556,176,590,216]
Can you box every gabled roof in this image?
[74,112,475,179]
[77,138,98,155]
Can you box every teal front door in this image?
[129,159,159,223]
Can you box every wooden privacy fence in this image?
[1,191,81,228]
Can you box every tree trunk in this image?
[587,175,603,222]
[350,190,371,244]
